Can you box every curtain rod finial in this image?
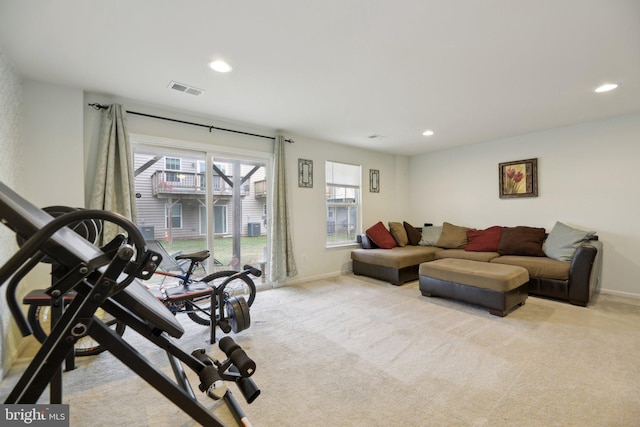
[88,103,108,110]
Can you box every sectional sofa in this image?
[351,221,603,307]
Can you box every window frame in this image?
[165,203,183,229]
[165,157,182,183]
[213,204,228,234]
[165,157,181,171]
[325,161,361,247]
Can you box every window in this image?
[166,157,181,170]
[165,203,182,229]
[133,143,270,277]
[326,161,361,245]
[165,157,181,182]
[213,205,227,234]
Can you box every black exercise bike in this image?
[24,241,259,356]
[145,249,259,343]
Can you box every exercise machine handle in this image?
[230,366,261,404]
[219,337,256,377]
[191,349,227,400]
[242,264,262,277]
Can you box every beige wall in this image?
[23,80,84,206]
[83,93,410,283]
[0,49,24,378]
[409,112,640,298]
[0,70,84,378]
[2,73,639,379]
[283,133,410,281]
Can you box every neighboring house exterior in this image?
[134,153,267,241]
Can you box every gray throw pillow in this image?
[418,226,443,246]
[543,221,596,262]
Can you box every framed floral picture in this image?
[499,158,538,198]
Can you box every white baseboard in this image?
[277,273,640,302]
[278,271,342,287]
[598,288,640,300]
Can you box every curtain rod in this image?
[88,103,294,143]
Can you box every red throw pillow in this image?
[366,221,397,249]
[465,226,503,252]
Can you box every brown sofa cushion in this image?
[434,249,501,262]
[491,255,570,280]
[436,222,472,249]
[389,222,408,247]
[351,246,441,269]
[419,259,529,292]
[403,221,422,245]
[497,226,546,257]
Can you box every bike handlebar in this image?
[242,264,262,278]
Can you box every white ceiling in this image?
[1,0,639,156]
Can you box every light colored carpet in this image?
[2,274,640,426]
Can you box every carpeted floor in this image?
[2,274,640,426]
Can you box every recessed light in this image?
[422,130,434,136]
[595,83,618,93]
[209,60,232,73]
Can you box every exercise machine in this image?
[0,180,259,426]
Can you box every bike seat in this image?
[174,250,210,262]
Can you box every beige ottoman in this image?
[419,258,529,317]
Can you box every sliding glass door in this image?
[133,144,269,284]
[133,146,207,252]
[209,155,267,274]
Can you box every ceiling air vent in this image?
[168,81,205,96]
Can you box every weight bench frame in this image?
[0,180,255,426]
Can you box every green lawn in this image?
[161,236,267,271]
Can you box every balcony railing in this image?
[151,171,249,197]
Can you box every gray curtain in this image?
[269,135,298,284]
[89,104,137,243]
